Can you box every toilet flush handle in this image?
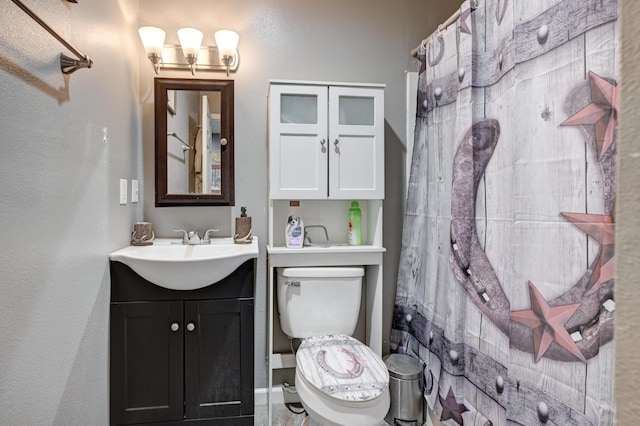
[285,280,300,287]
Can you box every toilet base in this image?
[296,368,390,426]
[301,415,331,426]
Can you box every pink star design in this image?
[588,256,615,296]
[560,212,615,245]
[438,387,468,425]
[560,71,619,160]
[340,348,367,378]
[561,212,615,295]
[510,281,586,363]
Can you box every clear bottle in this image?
[348,201,362,246]
[285,201,304,249]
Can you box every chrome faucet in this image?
[303,225,330,247]
[174,229,200,245]
[201,229,219,244]
[174,229,219,245]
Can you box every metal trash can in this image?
[384,353,424,426]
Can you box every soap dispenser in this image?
[234,207,252,244]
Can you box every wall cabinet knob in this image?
[187,323,196,332]
[170,322,180,332]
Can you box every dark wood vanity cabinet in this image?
[109,260,255,426]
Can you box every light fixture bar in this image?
[10,0,93,74]
[159,45,238,72]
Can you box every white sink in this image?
[109,237,259,290]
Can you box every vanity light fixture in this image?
[214,30,240,76]
[138,26,239,76]
[138,26,165,74]
[177,27,203,75]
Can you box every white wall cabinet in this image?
[268,81,385,200]
[265,80,386,425]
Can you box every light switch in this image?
[120,179,127,205]
[131,179,139,203]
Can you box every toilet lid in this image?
[296,335,389,402]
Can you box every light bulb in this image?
[177,27,204,58]
[138,26,165,55]
[214,30,239,61]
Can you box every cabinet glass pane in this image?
[281,94,317,124]
[339,96,374,125]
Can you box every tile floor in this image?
[254,402,306,425]
[254,402,393,426]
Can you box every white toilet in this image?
[276,267,390,426]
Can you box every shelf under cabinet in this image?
[267,245,385,267]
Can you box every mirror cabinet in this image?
[154,78,234,206]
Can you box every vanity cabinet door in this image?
[110,301,184,425]
[184,298,254,420]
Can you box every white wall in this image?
[0,1,141,424]
[138,0,458,390]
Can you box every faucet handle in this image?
[173,229,189,244]
[202,229,220,244]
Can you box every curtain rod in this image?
[410,8,461,58]
[10,0,93,74]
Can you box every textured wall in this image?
[615,0,640,423]
[0,1,141,424]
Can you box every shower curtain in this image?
[391,0,617,424]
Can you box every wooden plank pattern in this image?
[515,0,617,63]
[393,0,617,424]
[418,0,617,119]
[392,305,596,425]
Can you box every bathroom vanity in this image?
[109,258,255,425]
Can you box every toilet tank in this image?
[276,266,364,339]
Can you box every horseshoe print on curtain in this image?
[391,0,617,424]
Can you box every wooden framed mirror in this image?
[154,78,234,206]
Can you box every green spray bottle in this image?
[348,201,362,246]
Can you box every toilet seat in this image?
[296,335,389,404]
[295,335,390,426]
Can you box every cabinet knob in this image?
[320,139,326,153]
[333,138,340,154]
[170,322,180,332]
[220,138,228,146]
[187,323,196,332]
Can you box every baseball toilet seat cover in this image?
[296,334,389,402]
